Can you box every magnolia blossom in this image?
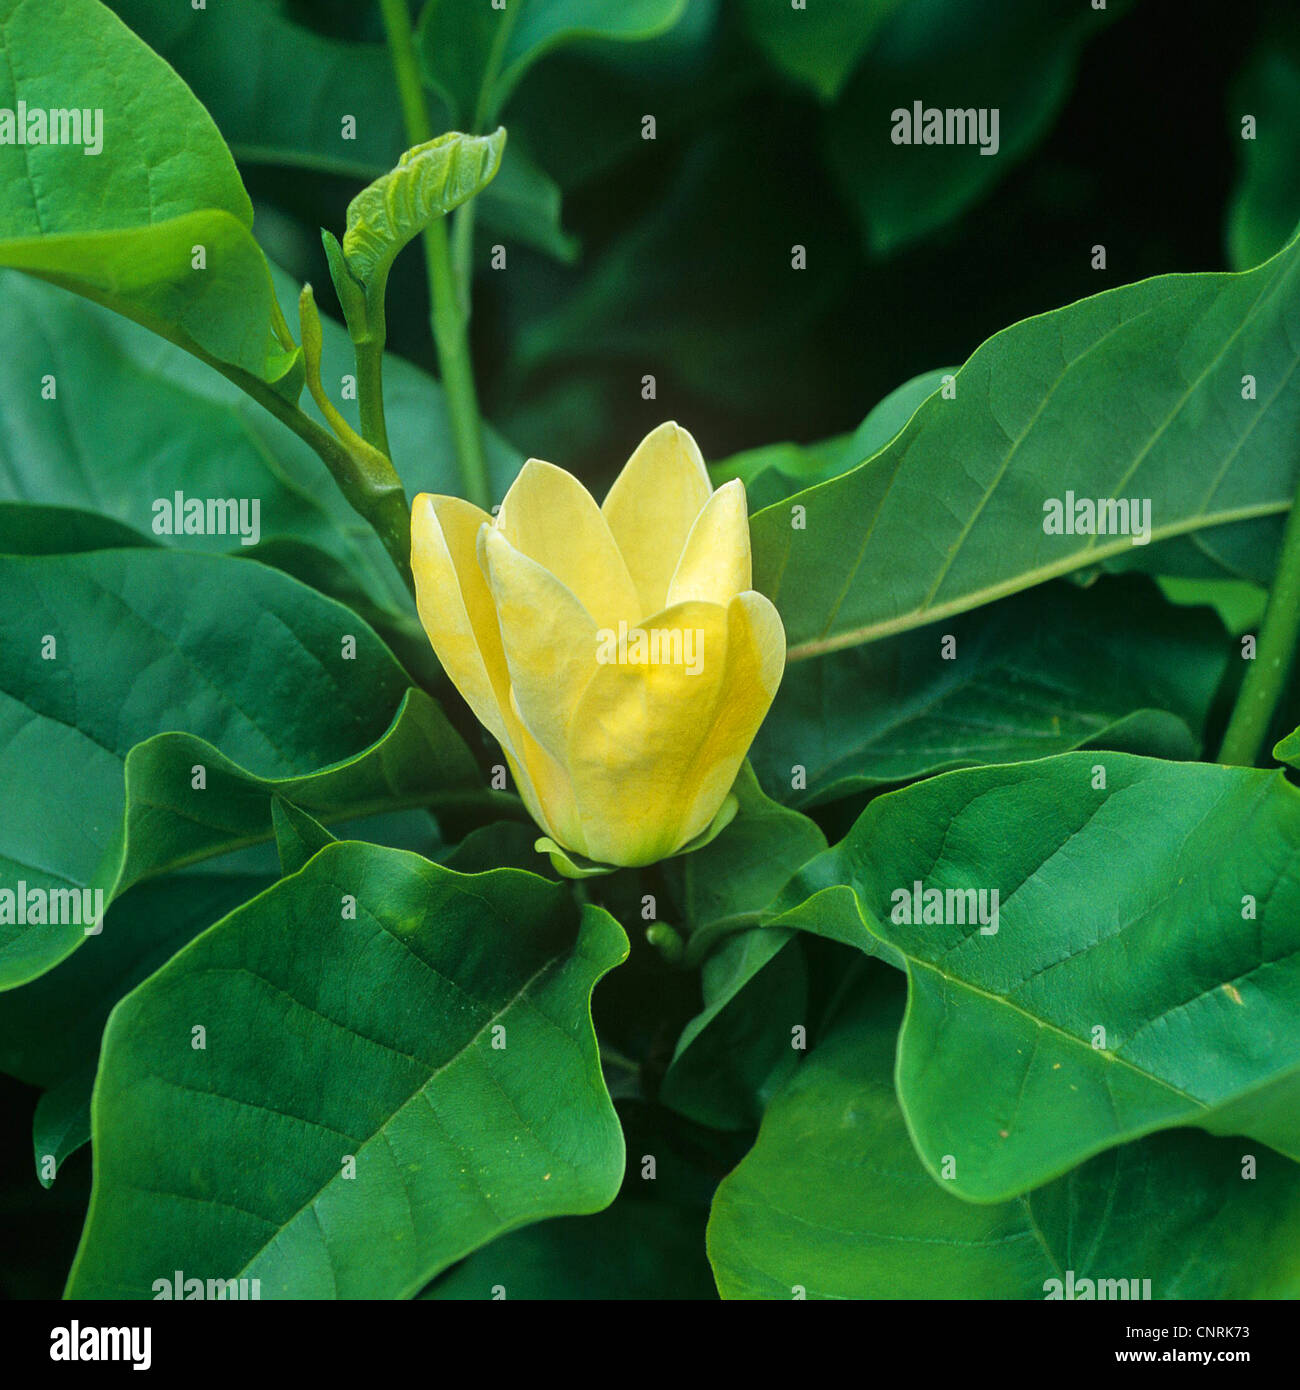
[411,422,785,867]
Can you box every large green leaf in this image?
[825,0,1128,254]
[423,1092,736,1298]
[1225,14,1300,271]
[710,370,955,511]
[756,229,1300,659]
[3,815,449,1182]
[107,0,408,180]
[418,0,688,128]
[66,843,629,1299]
[105,0,574,259]
[0,0,294,386]
[708,971,1300,1298]
[0,547,483,989]
[674,764,827,937]
[750,577,1227,807]
[11,861,278,1183]
[769,752,1300,1201]
[0,269,522,659]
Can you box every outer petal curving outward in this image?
[410,492,512,749]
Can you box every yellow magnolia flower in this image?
[411,422,786,870]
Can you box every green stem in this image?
[379,0,492,511]
[354,336,392,457]
[450,200,477,317]
[197,344,412,594]
[423,219,491,509]
[1218,496,1300,765]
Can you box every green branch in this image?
[1218,496,1300,766]
[379,0,492,511]
[210,349,413,595]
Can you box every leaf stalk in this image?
[1218,495,1300,766]
[380,0,493,511]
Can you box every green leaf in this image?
[736,0,902,102]
[1270,724,1300,768]
[479,142,579,263]
[0,213,300,392]
[709,371,952,513]
[105,0,569,258]
[418,0,688,128]
[0,269,522,667]
[756,229,1300,660]
[439,821,551,875]
[825,0,1128,254]
[108,0,410,179]
[0,548,482,989]
[750,577,1227,807]
[675,765,827,935]
[1157,575,1268,638]
[32,1069,95,1189]
[710,370,955,511]
[3,859,279,1179]
[495,0,727,196]
[340,129,506,314]
[66,843,629,1299]
[6,817,450,1182]
[271,799,337,876]
[707,970,1300,1298]
[0,0,294,385]
[0,504,156,557]
[769,752,1300,1201]
[711,435,854,513]
[1225,15,1300,271]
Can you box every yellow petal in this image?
[562,601,737,866]
[502,723,587,859]
[480,527,599,763]
[410,493,513,750]
[665,477,751,608]
[495,458,638,628]
[675,591,785,846]
[411,495,584,854]
[602,422,713,618]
